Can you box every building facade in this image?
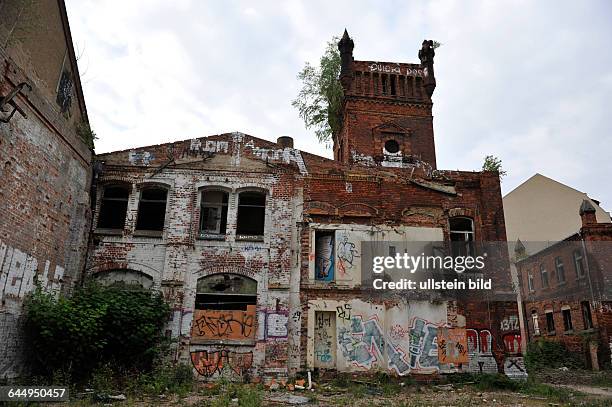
[86,32,522,382]
[516,201,612,370]
[0,0,93,378]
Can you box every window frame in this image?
[573,250,586,279]
[562,308,573,332]
[554,256,565,284]
[527,270,535,292]
[199,188,230,239]
[540,264,549,288]
[581,301,594,330]
[449,217,475,258]
[96,184,130,231]
[235,189,267,240]
[545,311,555,334]
[134,186,168,234]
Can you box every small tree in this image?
[482,155,507,178]
[292,36,343,146]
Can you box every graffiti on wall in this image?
[265,341,288,367]
[336,233,359,276]
[502,333,522,355]
[0,239,63,300]
[314,311,336,368]
[266,312,288,338]
[500,315,519,332]
[191,305,256,341]
[128,150,154,166]
[504,357,528,379]
[437,328,468,365]
[190,350,253,377]
[336,315,439,375]
[315,234,334,281]
[466,329,498,373]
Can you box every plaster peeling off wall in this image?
[244,139,308,175]
[310,299,447,375]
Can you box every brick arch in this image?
[86,261,160,281]
[194,264,261,281]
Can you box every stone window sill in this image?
[190,338,255,346]
[235,235,264,242]
[94,228,123,236]
[198,233,227,241]
[133,230,163,238]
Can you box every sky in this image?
[65,0,612,207]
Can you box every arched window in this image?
[200,189,229,236]
[449,217,474,257]
[93,269,154,289]
[135,187,168,231]
[196,274,257,311]
[531,310,540,335]
[97,185,129,229]
[236,191,266,238]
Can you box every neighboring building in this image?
[504,173,611,245]
[0,0,93,378]
[515,201,612,369]
[86,32,521,382]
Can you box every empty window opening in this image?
[200,190,229,236]
[555,256,565,283]
[384,139,400,154]
[562,308,573,332]
[56,71,73,113]
[97,185,129,229]
[450,217,475,257]
[236,191,266,238]
[582,301,593,329]
[573,250,585,278]
[381,74,388,94]
[135,188,168,231]
[195,274,257,311]
[540,264,549,288]
[390,75,397,96]
[531,311,540,335]
[315,230,335,281]
[545,311,555,333]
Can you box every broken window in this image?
[573,249,585,278]
[540,264,549,288]
[554,256,565,283]
[315,230,335,281]
[97,185,129,229]
[200,189,229,236]
[582,301,593,329]
[545,311,555,333]
[236,191,266,238]
[135,187,168,231]
[56,71,73,113]
[195,274,257,311]
[562,308,573,332]
[384,139,400,154]
[450,217,474,257]
[192,274,257,342]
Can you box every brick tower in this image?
[335,30,438,169]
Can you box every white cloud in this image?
[66,0,612,207]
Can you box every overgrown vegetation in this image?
[482,155,507,178]
[524,339,584,371]
[292,36,343,146]
[206,379,264,407]
[76,119,98,149]
[23,282,171,384]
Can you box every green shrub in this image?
[23,282,171,381]
[524,339,584,371]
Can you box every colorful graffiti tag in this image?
[190,350,253,377]
[437,328,468,365]
[466,329,498,373]
[191,305,256,341]
[336,315,439,375]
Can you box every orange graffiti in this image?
[438,328,468,364]
[191,305,256,341]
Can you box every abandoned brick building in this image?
[0,0,93,378]
[86,31,523,381]
[516,200,612,370]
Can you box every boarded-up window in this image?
[97,185,129,229]
[135,188,168,231]
[315,230,335,281]
[236,191,265,238]
[200,190,228,236]
[192,274,257,342]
